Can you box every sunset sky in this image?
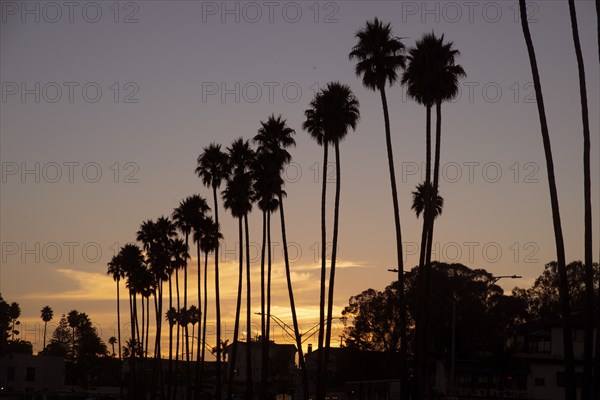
[1,0,599,357]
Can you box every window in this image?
[25,367,35,382]
[6,366,15,381]
[534,377,545,387]
[574,329,585,343]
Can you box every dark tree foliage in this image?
[342,263,529,359]
[512,261,600,325]
[342,261,599,362]
[0,295,32,355]
[44,314,73,357]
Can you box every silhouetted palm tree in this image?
[173,195,209,400]
[197,216,222,395]
[118,243,145,399]
[196,143,231,400]
[138,216,177,399]
[40,306,53,352]
[566,1,594,397]
[67,310,79,362]
[349,20,409,394]
[166,306,177,399]
[304,83,360,399]
[253,114,310,398]
[403,32,465,399]
[170,237,190,399]
[518,1,575,398]
[109,336,117,357]
[223,138,255,400]
[303,90,330,399]
[323,84,360,386]
[412,182,444,220]
[251,150,277,397]
[107,256,125,360]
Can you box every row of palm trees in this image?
[349,19,467,399]
[519,1,597,399]
[103,9,596,400]
[103,19,467,399]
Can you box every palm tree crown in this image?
[196,143,231,190]
[411,181,444,219]
[173,195,210,238]
[402,32,466,106]
[41,306,53,323]
[349,17,406,90]
[303,82,360,145]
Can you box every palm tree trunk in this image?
[244,214,253,400]
[184,234,191,400]
[422,100,443,399]
[316,142,329,400]
[117,279,122,360]
[278,193,309,400]
[43,321,47,351]
[567,2,594,398]
[168,277,174,400]
[129,290,136,400]
[141,295,146,361]
[134,293,141,350]
[191,324,195,361]
[425,104,431,184]
[265,212,272,394]
[196,240,202,400]
[324,141,341,395]
[145,297,150,357]
[260,209,267,397]
[519,2,576,398]
[160,283,167,400]
[228,217,244,400]
[200,250,209,397]
[213,186,223,400]
[379,85,408,398]
[175,268,181,400]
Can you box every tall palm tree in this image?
[321,84,360,395]
[304,83,360,399]
[349,20,409,394]
[223,138,255,400]
[170,237,190,399]
[251,150,277,397]
[166,306,177,399]
[119,243,145,398]
[107,256,125,360]
[173,195,209,400]
[197,216,222,396]
[40,306,53,352]
[403,33,466,399]
[303,91,329,399]
[138,217,177,399]
[566,2,594,397]
[254,114,309,399]
[196,143,231,400]
[139,268,154,360]
[67,310,79,362]
[518,1,575,398]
